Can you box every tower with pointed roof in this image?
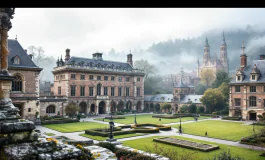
[220,31,229,73]
[203,37,210,65]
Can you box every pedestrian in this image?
[205,131,207,136]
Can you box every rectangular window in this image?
[89,87,94,96]
[118,77,122,82]
[80,75,85,80]
[97,76,101,80]
[118,87,122,96]
[252,75,255,80]
[104,76,108,81]
[58,86,61,95]
[28,108,31,112]
[235,86,240,92]
[71,74,76,79]
[137,77,140,82]
[126,77,130,82]
[111,76,115,81]
[80,86,85,96]
[137,87,141,96]
[126,87,130,96]
[250,86,256,92]
[249,96,257,107]
[71,86,76,96]
[89,75,94,80]
[104,87,108,95]
[235,98,241,106]
[237,76,241,81]
[111,87,115,96]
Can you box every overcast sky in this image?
[8,8,265,62]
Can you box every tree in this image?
[160,103,172,112]
[134,59,157,78]
[65,103,80,118]
[200,88,225,113]
[217,82,229,102]
[188,104,197,113]
[212,70,232,88]
[197,106,205,113]
[180,105,188,113]
[200,69,215,88]
[195,82,207,95]
[144,75,164,94]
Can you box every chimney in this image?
[24,49,27,53]
[240,41,247,71]
[127,50,133,67]
[65,48,70,62]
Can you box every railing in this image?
[39,96,67,99]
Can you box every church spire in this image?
[222,31,226,45]
[205,37,209,47]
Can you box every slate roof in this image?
[65,56,134,71]
[8,39,42,70]
[144,94,173,102]
[230,60,265,84]
[179,95,203,104]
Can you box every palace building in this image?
[229,41,265,121]
[49,49,145,116]
[8,39,43,119]
[197,32,229,79]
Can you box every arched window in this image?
[14,57,20,64]
[12,75,22,91]
[249,96,257,107]
[97,84,101,95]
[46,105,55,113]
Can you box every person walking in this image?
[205,131,208,136]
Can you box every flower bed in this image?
[240,135,265,146]
[131,123,171,131]
[153,137,219,152]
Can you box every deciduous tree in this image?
[212,70,232,88]
[195,82,207,94]
[200,69,215,88]
[200,88,225,113]
[65,103,80,118]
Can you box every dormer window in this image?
[14,57,20,64]
[237,76,241,81]
[252,75,255,80]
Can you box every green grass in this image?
[79,133,145,141]
[171,120,261,141]
[122,136,264,160]
[44,132,55,136]
[43,122,109,133]
[94,114,210,124]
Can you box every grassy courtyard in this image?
[79,133,145,141]
[171,120,260,141]
[44,122,109,133]
[122,136,264,160]
[94,114,210,124]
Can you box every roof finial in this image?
[222,31,226,44]
[15,34,17,40]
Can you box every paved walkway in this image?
[36,115,265,153]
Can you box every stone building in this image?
[8,39,42,119]
[229,41,265,120]
[197,32,229,79]
[49,49,145,116]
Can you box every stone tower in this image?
[203,37,210,65]
[219,32,229,73]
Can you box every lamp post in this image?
[134,113,137,124]
[106,112,116,142]
[179,116,182,134]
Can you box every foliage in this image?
[188,104,197,113]
[207,149,244,160]
[197,106,205,113]
[222,116,242,121]
[134,59,157,78]
[217,82,229,102]
[144,75,164,94]
[180,105,189,113]
[195,82,207,94]
[35,111,39,118]
[212,70,232,88]
[160,103,172,111]
[200,69,215,87]
[97,142,117,152]
[200,88,225,113]
[65,103,80,118]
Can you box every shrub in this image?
[197,106,205,113]
[116,112,124,115]
[222,116,242,121]
[97,142,117,152]
[207,149,244,160]
[41,119,79,125]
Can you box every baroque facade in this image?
[8,39,42,119]
[229,41,265,120]
[197,32,229,79]
[49,49,145,116]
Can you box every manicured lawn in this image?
[44,132,55,136]
[94,114,210,124]
[122,136,264,160]
[79,133,145,141]
[171,120,260,141]
[44,122,109,133]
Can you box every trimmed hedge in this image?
[131,123,171,131]
[241,135,265,146]
[253,121,265,126]
[85,129,135,137]
[152,113,196,119]
[222,116,242,121]
[41,119,79,125]
[104,116,125,119]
